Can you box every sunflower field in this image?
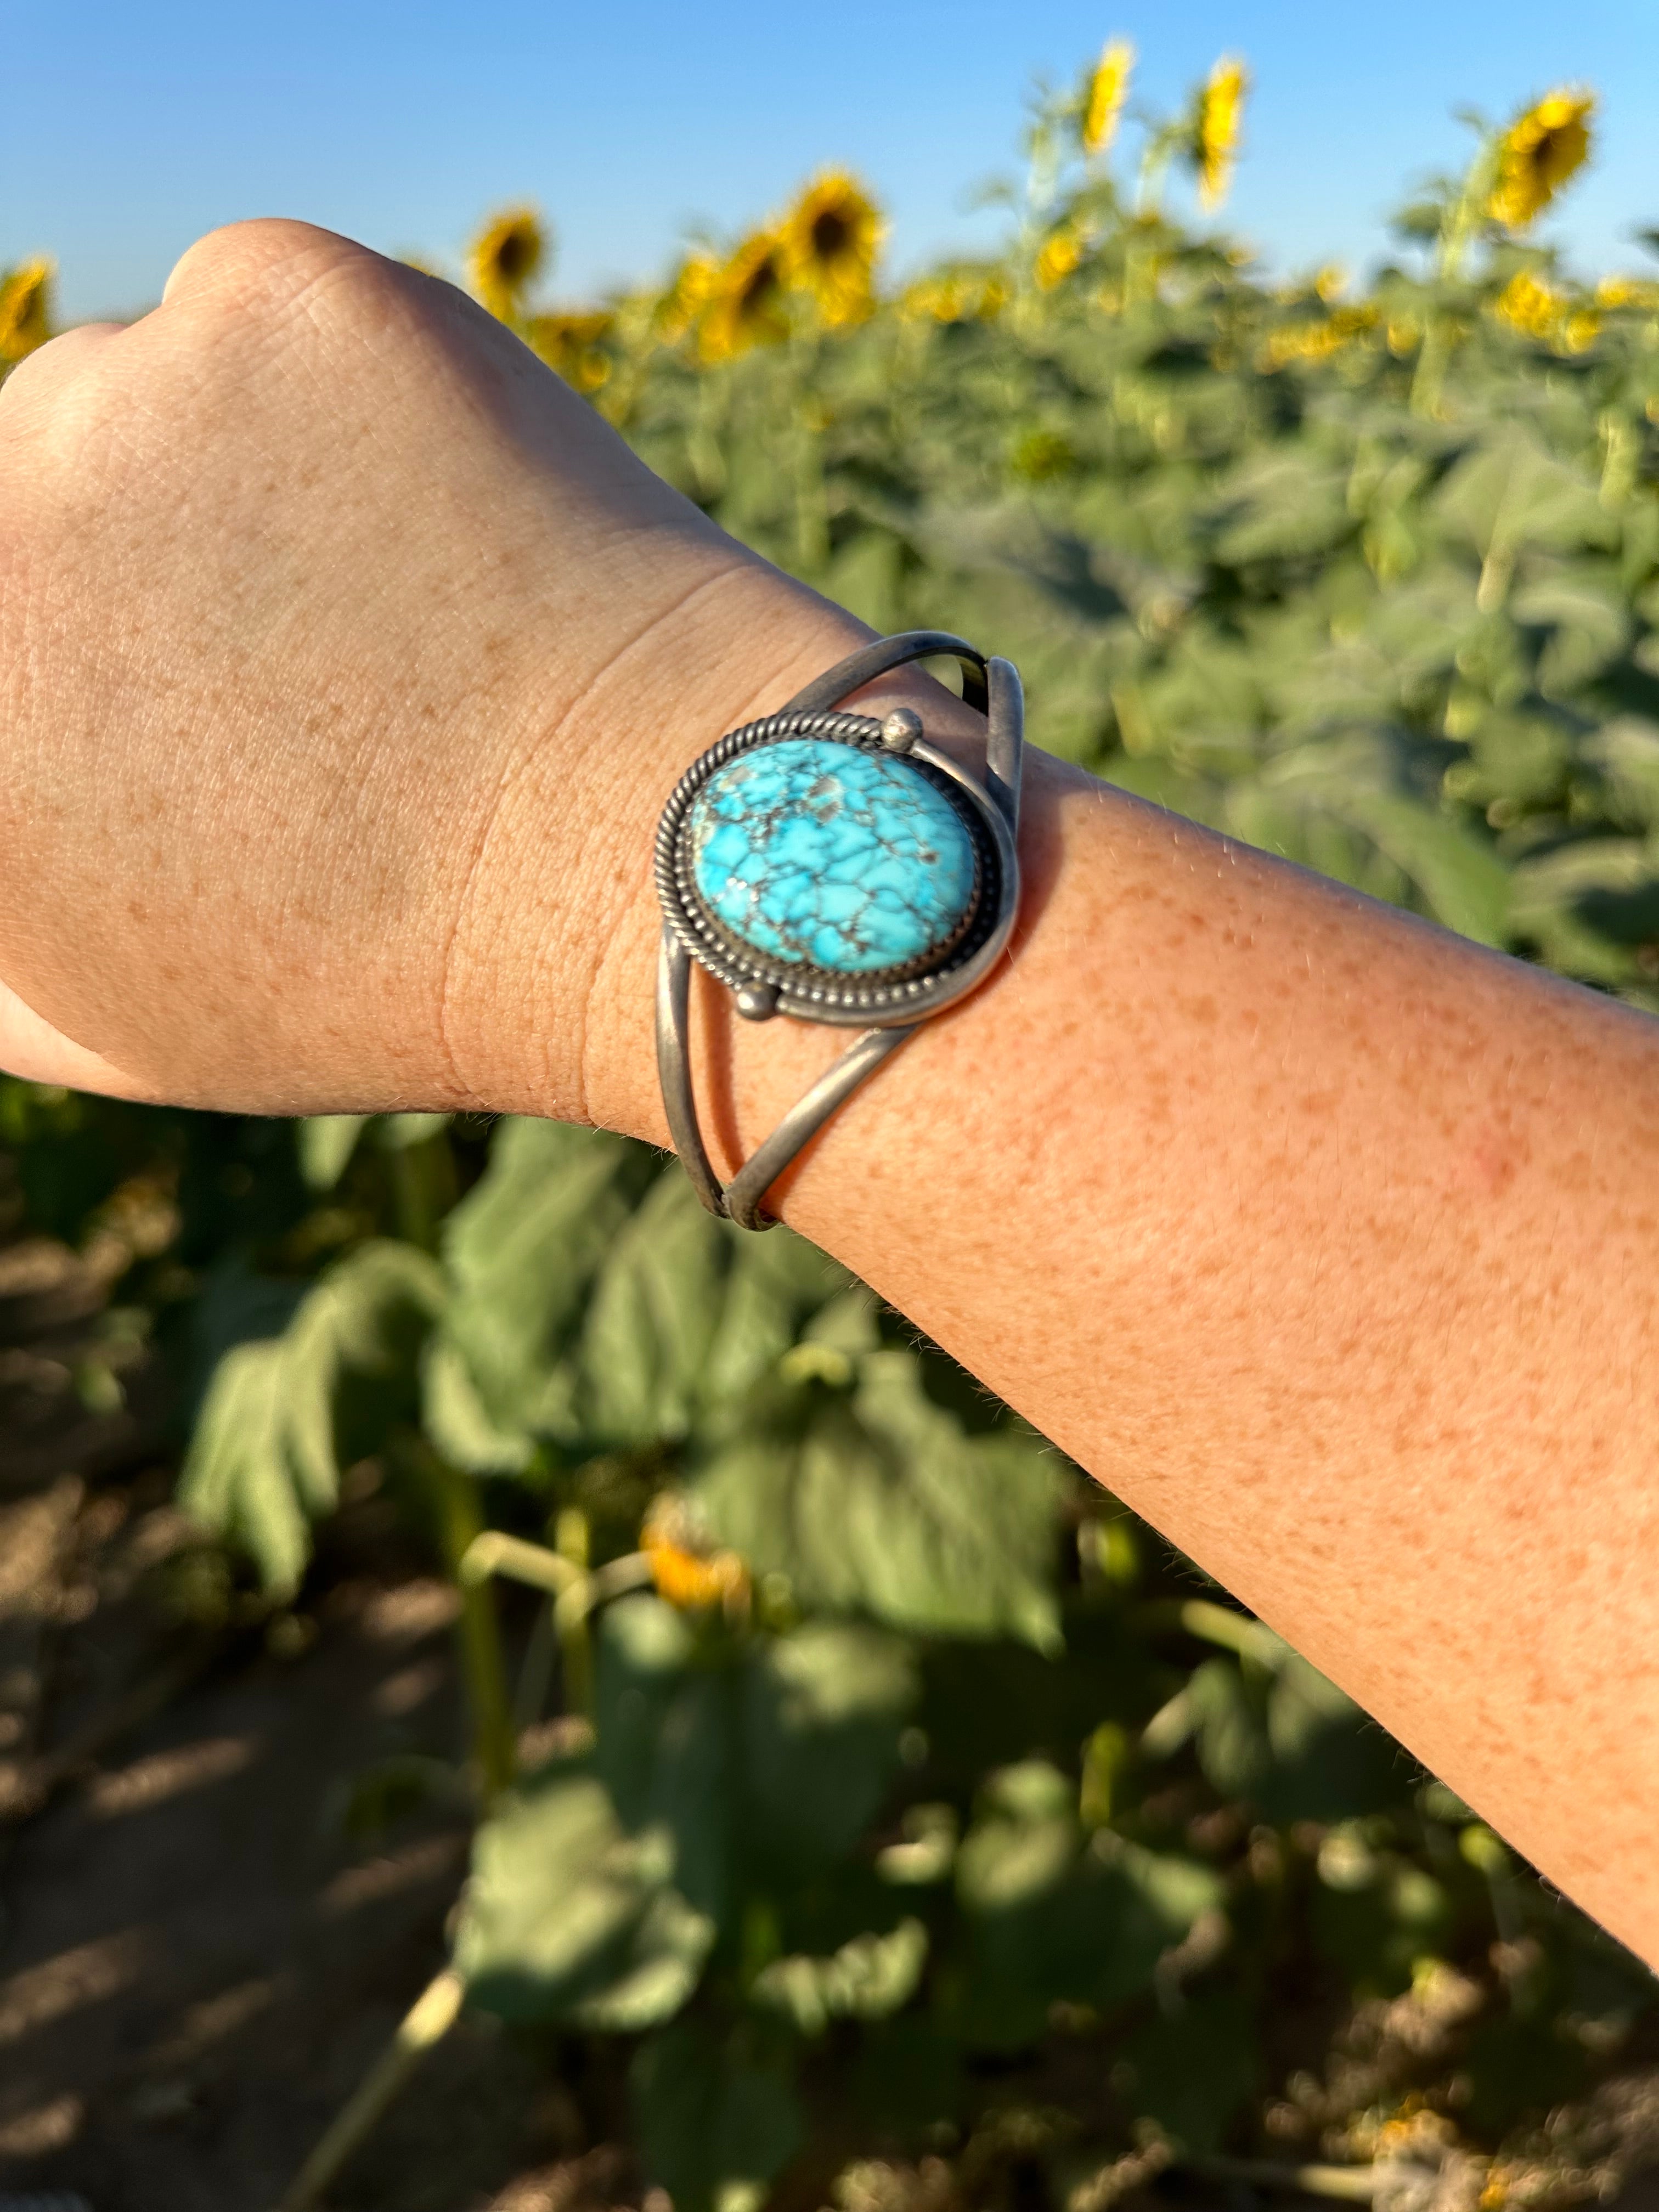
[5,46,1659,2212]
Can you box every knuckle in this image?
[0,323,114,417]
[163,218,381,314]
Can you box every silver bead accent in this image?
[736,982,781,1022]
[879,708,923,754]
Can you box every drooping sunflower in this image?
[1081,37,1135,160]
[0,259,52,365]
[1194,55,1250,212]
[699,229,792,363]
[779,170,882,326]
[1487,88,1595,230]
[468,206,548,321]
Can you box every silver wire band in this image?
[654,630,1024,1231]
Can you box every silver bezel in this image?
[654,708,1020,1029]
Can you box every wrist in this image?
[437,556,869,1135]
[440,562,1011,1160]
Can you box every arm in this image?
[3,223,1654,1963]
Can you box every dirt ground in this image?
[0,1230,640,2212]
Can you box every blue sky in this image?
[8,2,1658,323]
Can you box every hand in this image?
[0,218,862,1119]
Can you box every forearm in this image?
[5,223,1651,1966]
[460,567,1659,1965]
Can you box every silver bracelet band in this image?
[654,629,1024,1231]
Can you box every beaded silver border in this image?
[654,708,1020,1030]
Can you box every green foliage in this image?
[179,1239,443,1593]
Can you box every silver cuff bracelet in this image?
[653,629,1024,1231]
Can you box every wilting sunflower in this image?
[1194,55,1249,212]
[0,259,52,365]
[699,229,792,362]
[1081,38,1134,159]
[780,170,882,326]
[469,206,547,321]
[1487,88,1595,230]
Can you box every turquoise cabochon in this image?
[687,738,978,977]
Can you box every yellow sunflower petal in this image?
[0,258,53,365]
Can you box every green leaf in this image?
[1435,432,1613,561]
[631,2017,804,2212]
[435,1119,655,1459]
[954,1760,1222,2045]
[1172,1648,1402,1824]
[432,1126,844,1469]
[455,1752,715,2030]
[694,1344,1065,1647]
[297,1114,370,1192]
[1116,1987,1260,2148]
[595,1595,736,1928]
[576,1166,845,1448]
[750,1917,928,2035]
[740,1621,917,1871]
[179,1239,444,1593]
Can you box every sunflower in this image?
[780,170,882,326]
[1194,55,1249,212]
[1494,268,1563,340]
[525,309,614,394]
[699,229,792,362]
[0,259,52,365]
[655,252,721,346]
[1487,89,1595,230]
[468,206,547,321]
[1597,274,1659,313]
[640,1496,748,1613]
[899,267,1008,324]
[1081,38,1134,159]
[1035,226,1086,292]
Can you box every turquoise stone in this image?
[689,738,976,976]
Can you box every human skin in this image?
[2,222,1656,1964]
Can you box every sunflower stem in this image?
[275,1966,465,2212]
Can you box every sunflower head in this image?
[1194,55,1250,212]
[1493,267,1566,341]
[899,266,1007,325]
[1487,88,1595,230]
[780,170,883,326]
[0,259,53,365]
[1035,226,1086,292]
[526,309,614,394]
[469,207,548,321]
[640,1495,749,1613]
[1081,38,1135,159]
[656,253,721,346]
[700,229,792,362]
